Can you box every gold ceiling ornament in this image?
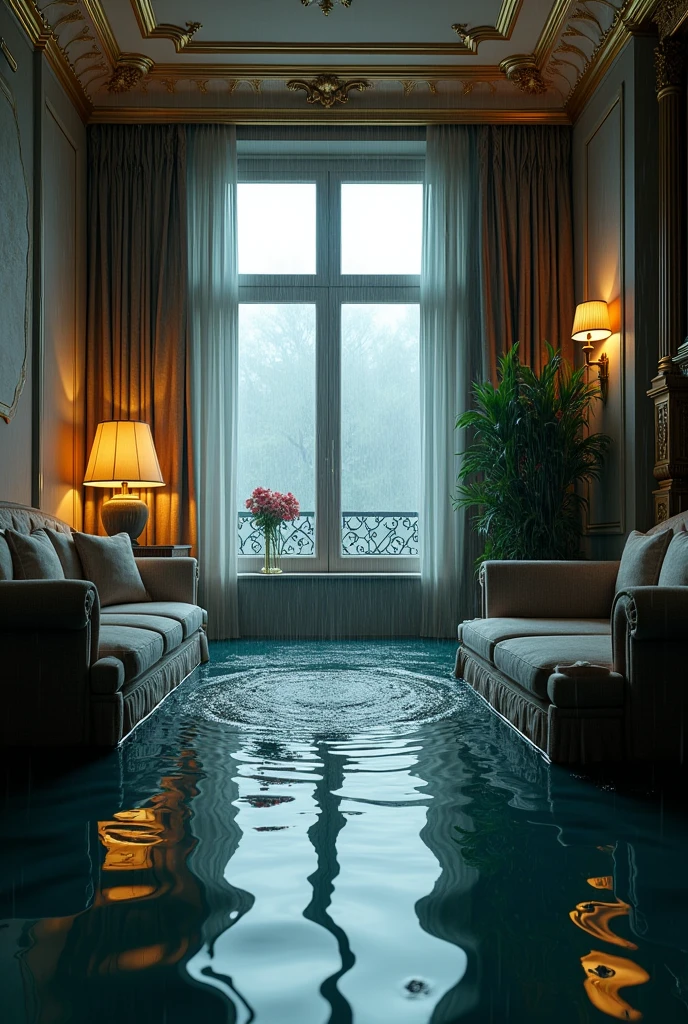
[301,0,352,14]
[426,80,439,95]
[287,73,371,107]
[654,0,688,39]
[107,53,154,93]
[655,35,686,93]
[162,78,177,94]
[400,80,416,96]
[500,55,548,95]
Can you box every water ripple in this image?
[183,666,466,736]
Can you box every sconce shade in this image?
[83,421,164,488]
[571,300,612,342]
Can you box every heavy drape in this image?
[187,126,239,639]
[479,125,575,379]
[420,124,575,637]
[420,126,485,637]
[85,125,195,548]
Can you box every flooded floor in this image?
[1,640,687,1023]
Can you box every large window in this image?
[236,160,423,572]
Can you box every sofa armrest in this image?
[136,557,198,604]
[0,579,99,631]
[482,560,619,619]
[613,586,688,641]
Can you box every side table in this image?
[133,544,192,558]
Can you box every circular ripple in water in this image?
[185,667,465,735]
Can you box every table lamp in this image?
[83,420,165,543]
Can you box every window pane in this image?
[237,304,316,556]
[341,184,423,275]
[340,304,420,556]
[238,184,316,274]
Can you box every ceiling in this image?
[6,0,665,122]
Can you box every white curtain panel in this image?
[420,126,485,638]
[187,125,239,639]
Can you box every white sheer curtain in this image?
[420,126,485,638]
[187,125,239,639]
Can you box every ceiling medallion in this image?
[500,55,548,95]
[301,0,352,14]
[287,74,371,107]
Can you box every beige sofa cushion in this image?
[461,617,610,664]
[493,634,613,700]
[615,529,672,592]
[5,528,66,580]
[73,532,150,606]
[657,528,688,586]
[98,625,164,683]
[104,601,203,639]
[100,612,183,654]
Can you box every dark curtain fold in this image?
[479,125,575,379]
[84,125,196,549]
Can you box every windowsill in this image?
[238,572,421,579]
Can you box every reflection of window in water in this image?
[572,851,650,1021]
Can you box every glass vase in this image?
[261,522,282,575]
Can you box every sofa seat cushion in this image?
[103,601,203,639]
[461,617,611,664]
[493,634,613,701]
[100,613,184,655]
[98,625,164,684]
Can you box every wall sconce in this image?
[571,300,612,403]
[84,421,165,543]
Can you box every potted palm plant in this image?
[455,343,610,563]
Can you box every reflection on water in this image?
[1,640,688,1024]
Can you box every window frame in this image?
[237,157,423,574]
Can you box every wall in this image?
[0,3,86,526]
[0,5,33,504]
[573,35,659,559]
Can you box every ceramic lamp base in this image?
[101,493,149,544]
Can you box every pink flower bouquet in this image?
[245,487,300,573]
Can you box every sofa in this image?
[455,510,688,765]
[0,501,209,746]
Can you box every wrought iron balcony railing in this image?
[238,511,419,557]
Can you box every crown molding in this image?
[565,0,660,122]
[5,0,92,120]
[149,62,506,82]
[128,0,518,56]
[533,0,574,66]
[88,105,570,126]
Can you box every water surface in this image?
[1,640,687,1023]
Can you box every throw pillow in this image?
[45,528,84,579]
[5,528,66,580]
[0,531,14,580]
[658,527,688,586]
[72,531,150,607]
[615,529,672,593]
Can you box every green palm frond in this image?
[455,343,611,564]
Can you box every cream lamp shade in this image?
[571,300,612,343]
[83,420,164,489]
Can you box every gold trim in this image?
[107,53,155,93]
[500,54,549,94]
[149,62,505,81]
[1,36,18,72]
[130,0,202,53]
[81,0,120,64]
[654,0,688,38]
[533,0,576,65]
[286,73,371,107]
[451,0,524,54]
[127,0,517,56]
[88,105,570,125]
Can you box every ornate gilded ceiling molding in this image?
[301,0,352,14]
[286,74,371,107]
[533,0,578,64]
[655,35,686,93]
[500,54,548,94]
[106,53,154,93]
[450,0,523,54]
[130,0,202,53]
[89,105,571,126]
[654,0,688,38]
